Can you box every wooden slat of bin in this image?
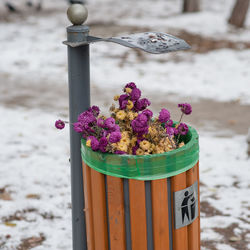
[90,168,109,250]
[197,162,201,249]
[106,176,126,250]
[186,164,199,250]
[129,180,148,250]
[151,179,170,250]
[171,171,188,250]
[82,163,95,250]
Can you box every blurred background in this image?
[0,0,249,249]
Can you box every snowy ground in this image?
[0,0,250,249]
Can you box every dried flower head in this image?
[55,120,65,130]
[178,103,192,115]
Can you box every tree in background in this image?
[228,0,250,27]
[183,0,200,13]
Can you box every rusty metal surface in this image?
[64,32,190,53]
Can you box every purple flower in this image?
[165,119,173,127]
[178,123,189,135]
[119,94,129,110]
[130,88,141,101]
[142,109,153,120]
[166,126,175,137]
[134,98,151,111]
[88,105,100,117]
[78,111,97,125]
[104,117,116,129]
[88,136,99,151]
[97,118,105,128]
[73,121,84,133]
[115,150,127,155]
[109,131,122,143]
[101,129,109,138]
[132,145,139,155]
[174,127,179,136]
[110,124,121,133]
[178,103,192,115]
[55,120,65,130]
[125,82,137,90]
[159,108,170,123]
[131,114,149,135]
[99,137,108,153]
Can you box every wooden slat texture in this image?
[90,168,109,250]
[107,176,126,250]
[82,163,95,250]
[171,171,188,250]
[197,162,201,249]
[129,180,147,250]
[186,164,199,250]
[151,179,170,250]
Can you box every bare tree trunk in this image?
[183,0,200,13]
[228,0,250,28]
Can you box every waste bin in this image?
[81,124,200,250]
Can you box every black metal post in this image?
[67,24,89,250]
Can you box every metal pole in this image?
[66,5,89,250]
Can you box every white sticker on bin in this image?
[174,181,198,229]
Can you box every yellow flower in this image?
[155,146,164,154]
[114,95,120,101]
[86,139,91,147]
[127,112,135,121]
[125,88,132,94]
[136,148,144,155]
[140,140,151,151]
[121,137,130,146]
[116,110,126,120]
[179,142,185,148]
[121,131,129,138]
[117,143,128,152]
[148,126,158,137]
[131,137,137,146]
[126,100,134,110]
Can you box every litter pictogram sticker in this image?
[174,181,198,229]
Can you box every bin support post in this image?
[66,11,89,250]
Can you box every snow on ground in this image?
[88,0,250,42]
[0,0,250,249]
[0,106,249,249]
[0,0,250,104]
[0,107,72,249]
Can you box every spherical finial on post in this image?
[67,4,88,25]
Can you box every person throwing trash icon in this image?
[181,191,194,223]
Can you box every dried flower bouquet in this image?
[56,82,192,156]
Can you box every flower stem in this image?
[178,113,184,125]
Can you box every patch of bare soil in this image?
[200,201,224,217]
[213,223,249,250]
[17,234,45,250]
[1,74,249,135]
[176,30,250,53]
[200,202,250,250]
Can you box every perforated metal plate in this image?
[65,32,191,54]
[109,32,190,54]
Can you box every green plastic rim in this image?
[81,125,199,180]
